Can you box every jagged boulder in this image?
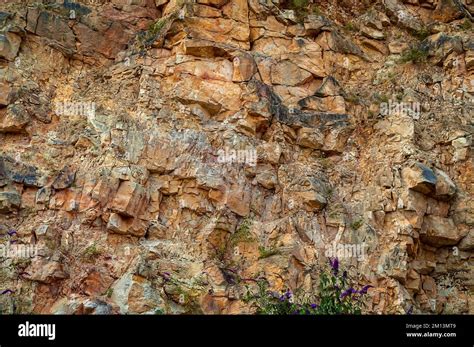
[0,105,30,133]
[402,163,437,195]
[24,259,69,284]
[420,216,462,247]
[26,9,76,56]
[110,181,147,218]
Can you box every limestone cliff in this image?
[0,0,472,314]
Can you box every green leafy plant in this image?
[316,258,371,314]
[103,288,113,298]
[412,26,430,41]
[243,279,309,315]
[289,0,310,9]
[460,19,472,31]
[311,5,322,15]
[231,217,254,246]
[373,92,389,103]
[244,258,372,315]
[135,1,191,54]
[283,0,311,21]
[344,22,358,32]
[345,93,361,105]
[399,45,429,64]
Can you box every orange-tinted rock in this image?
[110,181,147,218]
[420,216,462,247]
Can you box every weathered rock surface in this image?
[0,0,472,315]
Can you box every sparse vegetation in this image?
[230,217,255,246]
[136,17,169,53]
[344,22,358,32]
[82,243,101,261]
[289,0,310,10]
[350,218,364,230]
[460,19,472,31]
[345,93,361,104]
[282,0,321,21]
[244,258,372,314]
[135,0,191,54]
[311,5,322,15]
[258,246,281,259]
[103,288,113,298]
[399,45,429,64]
[373,92,390,103]
[412,27,431,41]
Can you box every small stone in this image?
[36,224,49,237]
[255,166,277,189]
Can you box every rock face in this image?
[0,0,472,315]
[421,216,462,247]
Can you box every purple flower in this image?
[7,230,17,237]
[358,285,373,295]
[340,287,356,299]
[342,271,347,279]
[406,306,413,315]
[329,257,339,275]
[1,289,13,295]
[278,289,292,301]
[310,303,318,309]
